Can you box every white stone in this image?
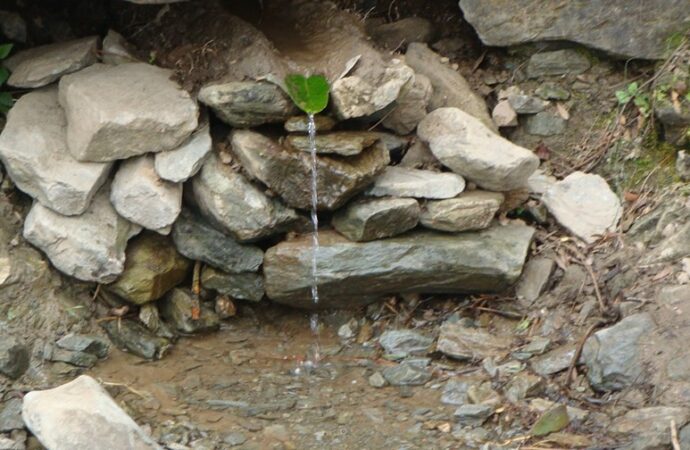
[492,100,518,128]
[58,63,198,162]
[23,188,141,283]
[420,190,504,232]
[0,88,112,215]
[417,107,539,191]
[367,166,465,199]
[102,30,139,65]
[5,36,98,88]
[22,375,161,450]
[111,155,182,233]
[527,169,557,195]
[542,171,622,243]
[382,73,432,134]
[155,124,212,182]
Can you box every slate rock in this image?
[535,83,570,101]
[366,166,465,199]
[43,344,98,368]
[101,319,172,360]
[612,406,690,449]
[418,107,539,191]
[378,329,433,358]
[437,321,512,361]
[286,132,379,156]
[419,191,503,232]
[526,49,591,77]
[159,288,220,334]
[542,171,622,243]
[0,335,28,380]
[454,404,493,426]
[155,123,212,183]
[201,267,265,302]
[0,398,23,432]
[59,63,198,162]
[382,362,431,386]
[524,111,567,136]
[508,94,547,114]
[5,36,98,88]
[22,375,162,450]
[23,188,141,283]
[441,380,471,406]
[284,115,336,133]
[516,257,555,303]
[332,197,420,242]
[0,87,112,216]
[172,209,264,273]
[55,333,109,358]
[643,221,690,264]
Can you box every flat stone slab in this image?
[23,188,141,283]
[367,166,465,199]
[111,155,182,233]
[286,132,379,156]
[59,63,198,162]
[437,321,512,360]
[542,171,621,243]
[418,107,539,191]
[192,152,305,242]
[22,375,162,450]
[0,87,112,215]
[420,191,504,232]
[284,115,336,133]
[264,224,534,308]
[231,129,389,211]
[155,123,212,183]
[332,197,420,242]
[201,266,265,302]
[5,36,98,88]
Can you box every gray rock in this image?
[22,375,162,450]
[418,107,539,191]
[515,257,555,303]
[366,166,465,199]
[332,197,420,242]
[454,404,493,426]
[458,0,688,60]
[535,83,570,101]
[382,361,431,386]
[378,329,433,358]
[155,124,212,183]
[419,191,503,232]
[405,43,494,130]
[678,150,690,181]
[230,129,389,211]
[171,209,264,273]
[198,81,296,127]
[507,94,547,114]
[643,221,690,264]
[582,313,654,391]
[0,398,23,432]
[101,319,172,360]
[43,343,98,368]
[542,171,622,243]
[284,115,336,133]
[264,224,534,308]
[159,288,220,334]
[0,11,26,42]
[5,36,98,88]
[0,87,112,216]
[526,49,591,77]
[23,188,141,283]
[491,100,518,128]
[56,334,109,358]
[59,63,198,162]
[399,140,441,170]
[111,155,182,233]
[437,321,512,361]
[0,336,29,380]
[192,152,305,242]
[286,132,379,156]
[368,372,387,388]
[505,373,544,403]
[0,433,26,450]
[102,30,138,65]
[441,380,471,406]
[224,432,247,447]
[368,17,434,50]
[201,266,264,302]
[382,74,433,135]
[656,95,690,147]
[138,303,176,340]
[612,407,690,449]
[524,111,567,136]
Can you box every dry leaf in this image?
[624,191,640,202]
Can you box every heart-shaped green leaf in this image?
[284,74,329,115]
[0,43,13,60]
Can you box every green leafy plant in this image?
[0,43,14,115]
[615,81,651,117]
[284,74,329,115]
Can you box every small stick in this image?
[671,419,681,450]
[191,261,202,320]
[565,321,604,389]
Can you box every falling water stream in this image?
[306,113,321,366]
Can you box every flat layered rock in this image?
[23,188,141,283]
[198,81,297,127]
[59,63,198,162]
[284,115,336,133]
[286,132,379,156]
[201,266,265,302]
[367,166,465,199]
[0,88,111,216]
[155,123,212,183]
[192,152,305,242]
[332,197,420,242]
[22,376,162,450]
[418,107,539,191]
[171,209,264,273]
[420,191,504,232]
[231,129,389,211]
[5,36,98,88]
[437,321,512,360]
[542,172,621,243]
[111,155,182,233]
[264,224,534,308]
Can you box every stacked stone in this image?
[0,4,539,355]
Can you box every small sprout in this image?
[284,74,330,115]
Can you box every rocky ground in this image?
[1,0,690,449]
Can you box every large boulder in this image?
[58,63,198,162]
[0,88,111,216]
[264,224,534,308]
[22,375,161,450]
[192,152,305,242]
[23,188,141,283]
[457,0,690,60]
[230,129,390,211]
[418,107,539,191]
